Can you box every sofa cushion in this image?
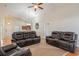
[61,32,74,41]
[12,32,23,40]
[29,31,36,38]
[25,39,33,41]
[52,31,61,39]
[46,37,59,41]
[58,40,69,44]
[23,32,29,39]
[16,40,26,43]
[33,38,40,40]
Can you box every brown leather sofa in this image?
[0,43,32,56]
[12,31,40,47]
[46,31,77,52]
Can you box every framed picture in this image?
[35,23,39,30]
[22,25,31,30]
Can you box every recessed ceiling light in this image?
[34,5,38,9]
[8,22,10,24]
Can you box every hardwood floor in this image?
[65,52,78,56]
[3,36,12,46]
[64,48,79,56]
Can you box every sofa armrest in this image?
[10,50,25,56]
[10,48,32,56]
[2,43,17,52]
[68,34,77,43]
[74,34,77,41]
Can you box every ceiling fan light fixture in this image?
[34,5,38,9]
[28,3,43,11]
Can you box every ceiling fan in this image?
[28,3,43,11]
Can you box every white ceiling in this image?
[0,3,79,20]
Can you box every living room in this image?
[0,3,79,56]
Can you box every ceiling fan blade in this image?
[32,3,36,5]
[28,6,33,8]
[38,6,43,9]
[38,3,43,5]
[34,8,37,11]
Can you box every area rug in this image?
[26,39,68,56]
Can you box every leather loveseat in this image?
[46,31,77,52]
[12,31,40,47]
[0,43,32,56]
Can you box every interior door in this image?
[43,22,50,38]
[3,16,13,46]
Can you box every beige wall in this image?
[0,3,79,47]
[0,4,32,46]
[4,16,29,36]
[32,4,79,47]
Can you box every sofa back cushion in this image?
[61,32,74,41]
[23,32,29,39]
[12,32,23,40]
[52,31,61,39]
[12,31,37,40]
[29,31,36,38]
